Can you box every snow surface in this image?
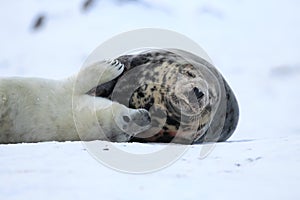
[0,0,300,199]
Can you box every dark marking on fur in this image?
[88,49,239,144]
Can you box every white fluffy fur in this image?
[0,61,150,143]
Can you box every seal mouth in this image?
[169,76,210,114]
[167,95,212,121]
[164,79,214,142]
[163,99,212,143]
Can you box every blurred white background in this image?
[0,1,299,199]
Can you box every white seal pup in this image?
[0,60,151,144]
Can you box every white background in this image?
[0,0,299,199]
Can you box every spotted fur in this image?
[88,49,239,144]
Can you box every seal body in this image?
[90,49,239,144]
[0,60,151,144]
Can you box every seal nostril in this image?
[193,87,204,99]
[132,111,151,127]
[144,113,151,124]
[122,125,128,130]
[123,116,130,123]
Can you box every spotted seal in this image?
[88,48,239,144]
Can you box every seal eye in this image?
[123,116,131,123]
[193,87,204,99]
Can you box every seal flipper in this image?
[74,59,124,94]
[87,55,136,97]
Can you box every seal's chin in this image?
[168,95,211,122]
[165,88,213,142]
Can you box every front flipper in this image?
[73,59,124,94]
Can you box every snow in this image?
[0,0,300,199]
